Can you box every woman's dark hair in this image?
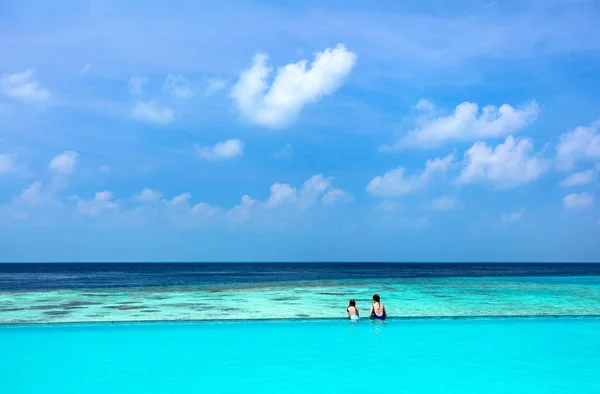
[372,294,381,303]
[348,299,356,307]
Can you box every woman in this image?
[369,294,386,320]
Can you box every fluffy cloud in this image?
[414,99,435,112]
[231,44,356,127]
[165,192,191,207]
[18,177,69,206]
[77,191,118,216]
[321,189,354,206]
[196,139,243,160]
[267,183,297,207]
[163,74,193,99]
[132,101,174,125]
[19,181,44,205]
[0,154,15,174]
[3,172,350,227]
[0,69,50,102]
[367,154,454,197]
[136,188,162,203]
[266,174,352,209]
[427,196,457,211]
[559,169,596,188]
[563,193,594,209]
[227,195,257,223]
[458,136,547,189]
[157,192,223,228]
[556,123,600,170]
[49,151,78,175]
[391,100,539,149]
[128,76,148,95]
[501,209,526,223]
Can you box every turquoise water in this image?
[2,318,599,393]
[2,276,600,324]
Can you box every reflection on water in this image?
[369,320,386,348]
[1,276,599,324]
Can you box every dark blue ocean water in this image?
[1,263,599,291]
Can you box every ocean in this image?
[1,263,599,324]
[2,262,599,291]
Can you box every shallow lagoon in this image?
[1,276,599,324]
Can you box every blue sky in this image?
[1,0,599,262]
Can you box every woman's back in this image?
[371,302,385,317]
[370,294,386,320]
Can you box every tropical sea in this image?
[1,263,600,323]
[2,263,600,393]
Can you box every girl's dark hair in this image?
[348,299,356,307]
[372,294,381,303]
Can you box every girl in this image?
[347,299,359,321]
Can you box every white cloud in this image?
[49,151,78,175]
[427,196,457,211]
[77,191,118,216]
[231,44,356,127]
[273,143,294,159]
[190,202,221,216]
[3,172,351,227]
[458,136,547,189]
[164,74,193,99]
[205,78,227,96]
[0,69,51,102]
[321,189,354,206]
[392,100,539,149]
[0,154,15,174]
[560,169,596,187]
[98,165,111,174]
[197,139,244,160]
[367,154,454,197]
[556,123,600,170]
[158,192,222,228]
[227,195,257,223]
[165,192,191,207]
[129,76,148,95]
[17,177,68,206]
[80,63,92,75]
[298,175,336,209]
[501,209,526,223]
[132,101,174,125]
[563,192,594,209]
[19,181,44,205]
[136,188,162,203]
[414,99,435,112]
[266,183,298,207]
[265,174,350,210]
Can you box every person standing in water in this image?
[347,299,359,320]
[370,294,386,320]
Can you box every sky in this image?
[1,0,599,262]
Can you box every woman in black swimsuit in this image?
[370,294,386,320]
